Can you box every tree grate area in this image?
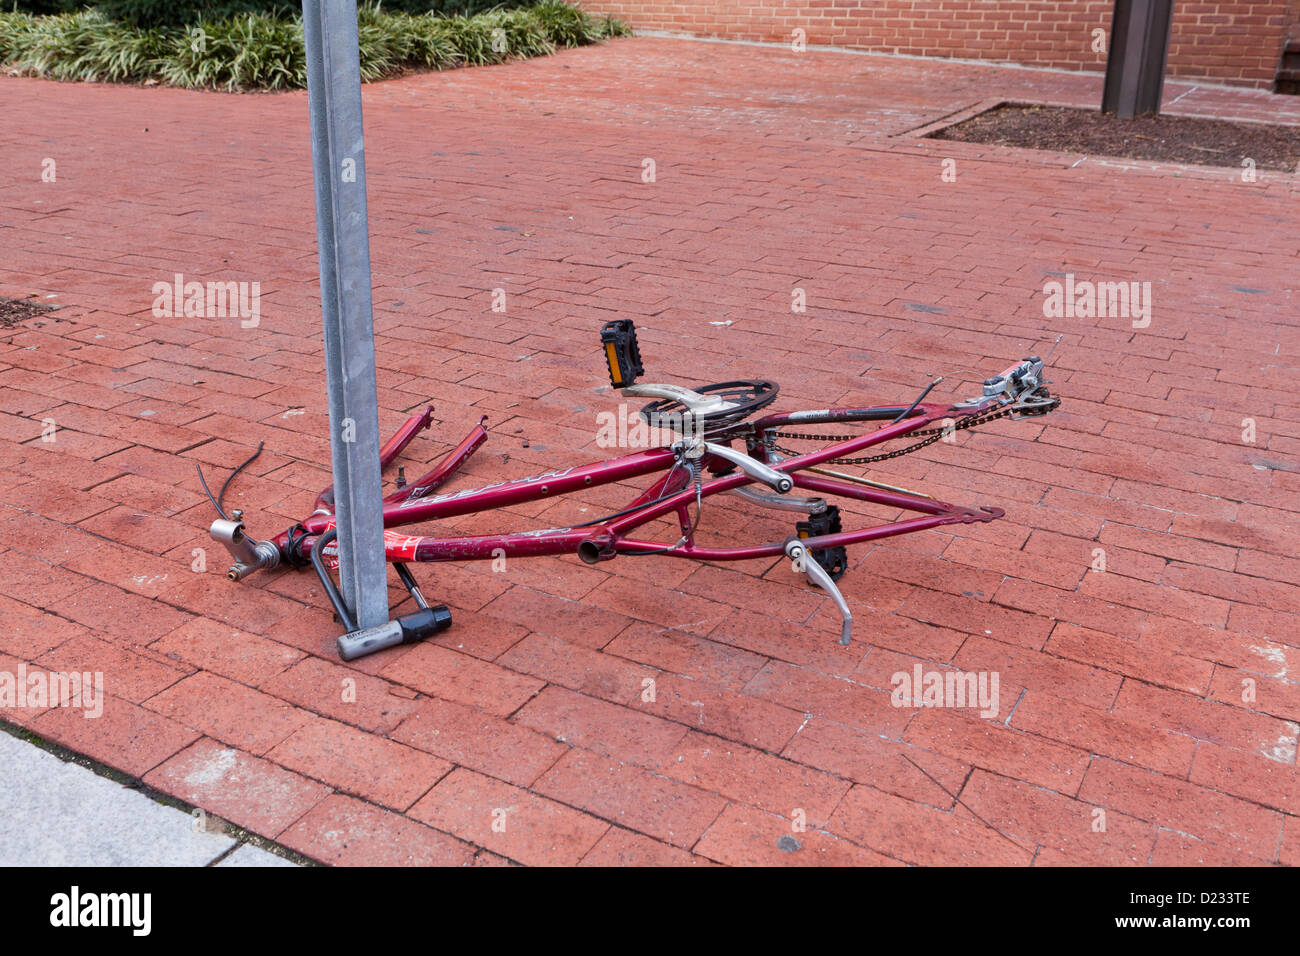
[930,103,1300,172]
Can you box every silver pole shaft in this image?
[302,0,388,629]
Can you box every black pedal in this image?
[796,505,848,581]
[600,319,643,388]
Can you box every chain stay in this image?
[773,396,1058,465]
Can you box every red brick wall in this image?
[581,1,1291,88]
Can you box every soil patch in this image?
[0,297,54,329]
[930,104,1300,172]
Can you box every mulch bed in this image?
[0,297,53,329]
[931,103,1300,172]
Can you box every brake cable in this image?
[610,449,705,557]
[886,376,943,425]
[197,441,265,521]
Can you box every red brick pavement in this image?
[1,37,1299,866]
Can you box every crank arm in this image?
[697,441,793,493]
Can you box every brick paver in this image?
[1,36,1298,865]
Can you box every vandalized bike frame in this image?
[208,351,1057,658]
[278,401,1003,566]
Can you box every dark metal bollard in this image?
[1102,0,1176,118]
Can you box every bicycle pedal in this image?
[796,505,848,581]
[600,319,644,388]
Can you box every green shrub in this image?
[357,8,461,71]
[92,0,537,29]
[527,0,598,46]
[93,1,296,29]
[370,0,537,15]
[2,9,170,81]
[158,11,303,89]
[7,1,86,14]
[0,2,630,90]
[0,12,37,62]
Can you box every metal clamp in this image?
[982,356,1045,401]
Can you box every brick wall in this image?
[580,1,1293,88]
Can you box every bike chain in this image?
[773,395,1059,465]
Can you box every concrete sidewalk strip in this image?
[0,731,295,867]
[216,844,299,868]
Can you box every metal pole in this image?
[302,0,389,629]
[1102,0,1175,118]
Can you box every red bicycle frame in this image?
[272,398,1006,567]
[208,352,1056,657]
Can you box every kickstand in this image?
[785,539,853,645]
